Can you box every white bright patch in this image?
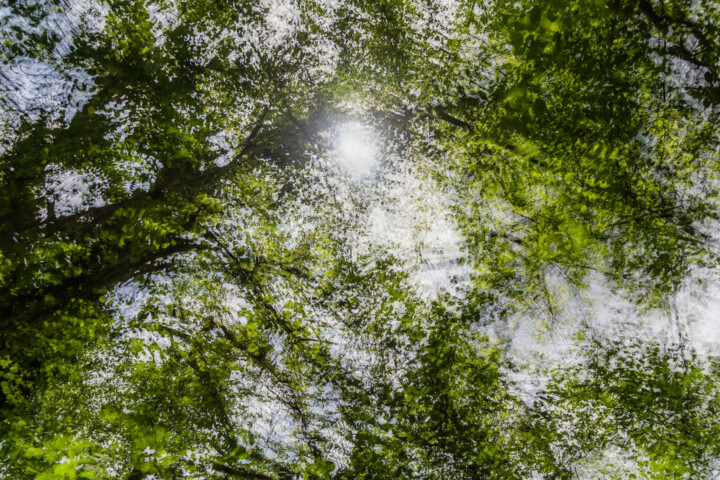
[336,123,378,175]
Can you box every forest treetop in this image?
[2,0,720,478]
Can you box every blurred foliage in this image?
[1,0,720,478]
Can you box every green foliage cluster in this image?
[1,0,720,478]
[408,0,720,309]
[544,339,720,478]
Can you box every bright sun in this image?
[336,123,378,176]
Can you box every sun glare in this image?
[336,123,378,176]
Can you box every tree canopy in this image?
[2,0,720,478]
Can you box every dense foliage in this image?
[2,0,720,478]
